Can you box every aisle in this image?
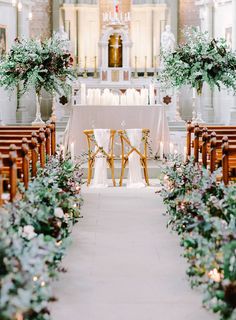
[50,186,215,320]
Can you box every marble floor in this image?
[50,185,216,320]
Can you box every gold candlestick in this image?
[83,56,88,78]
[93,56,98,78]
[154,55,157,77]
[134,56,138,78]
[144,56,148,78]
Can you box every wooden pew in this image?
[194,130,236,185]
[0,129,48,155]
[0,121,56,155]
[0,146,18,203]
[186,121,236,157]
[193,124,236,164]
[0,122,56,205]
[0,139,29,189]
[0,129,46,169]
[222,136,236,185]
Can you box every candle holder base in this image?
[32,117,45,126]
[195,112,204,123]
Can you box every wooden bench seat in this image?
[222,137,236,184]
[0,122,57,205]
[185,122,236,185]
[0,130,46,170]
[187,121,236,157]
[0,148,18,204]
[0,122,56,155]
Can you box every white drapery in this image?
[65,105,170,156]
[91,129,110,188]
[126,129,145,188]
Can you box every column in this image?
[230,0,236,123]
[16,3,29,123]
[202,1,214,122]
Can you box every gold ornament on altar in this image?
[83,56,88,78]
[94,56,98,78]
[153,55,157,77]
[134,55,138,78]
[144,56,148,78]
[108,34,122,68]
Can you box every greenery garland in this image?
[0,154,82,320]
[160,159,236,320]
[160,27,236,95]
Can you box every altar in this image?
[64,105,170,157]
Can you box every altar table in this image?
[64,105,170,157]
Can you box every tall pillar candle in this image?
[149,84,155,105]
[80,83,86,105]
[70,142,75,163]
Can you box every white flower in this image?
[54,207,64,219]
[22,225,37,240]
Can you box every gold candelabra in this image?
[144,56,148,78]
[134,56,138,78]
[93,56,98,78]
[153,55,157,77]
[83,56,88,78]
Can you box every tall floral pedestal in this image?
[32,93,45,126]
[192,88,204,123]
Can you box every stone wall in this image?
[178,0,200,42]
[30,0,52,39]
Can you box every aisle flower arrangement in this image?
[160,27,236,94]
[0,36,75,97]
[161,159,236,320]
[0,154,82,320]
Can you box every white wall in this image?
[0,0,32,123]
[62,4,99,68]
[0,1,17,123]
[213,1,233,124]
[131,4,168,68]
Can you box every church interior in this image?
[1,1,236,320]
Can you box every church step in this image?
[81,159,163,180]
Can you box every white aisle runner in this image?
[50,187,216,320]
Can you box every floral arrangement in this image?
[161,159,236,320]
[0,154,82,320]
[160,27,236,94]
[0,35,75,97]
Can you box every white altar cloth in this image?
[64,105,170,157]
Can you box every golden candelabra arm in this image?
[144,56,148,78]
[134,56,138,78]
[83,56,88,78]
[154,55,157,77]
[94,56,98,78]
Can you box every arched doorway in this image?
[108,34,123,68]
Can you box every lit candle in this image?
[160,141,164,160]
[80,83,86,105]
[193,88,196,99]
[149,83,155,105]
[70,142,75,163]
